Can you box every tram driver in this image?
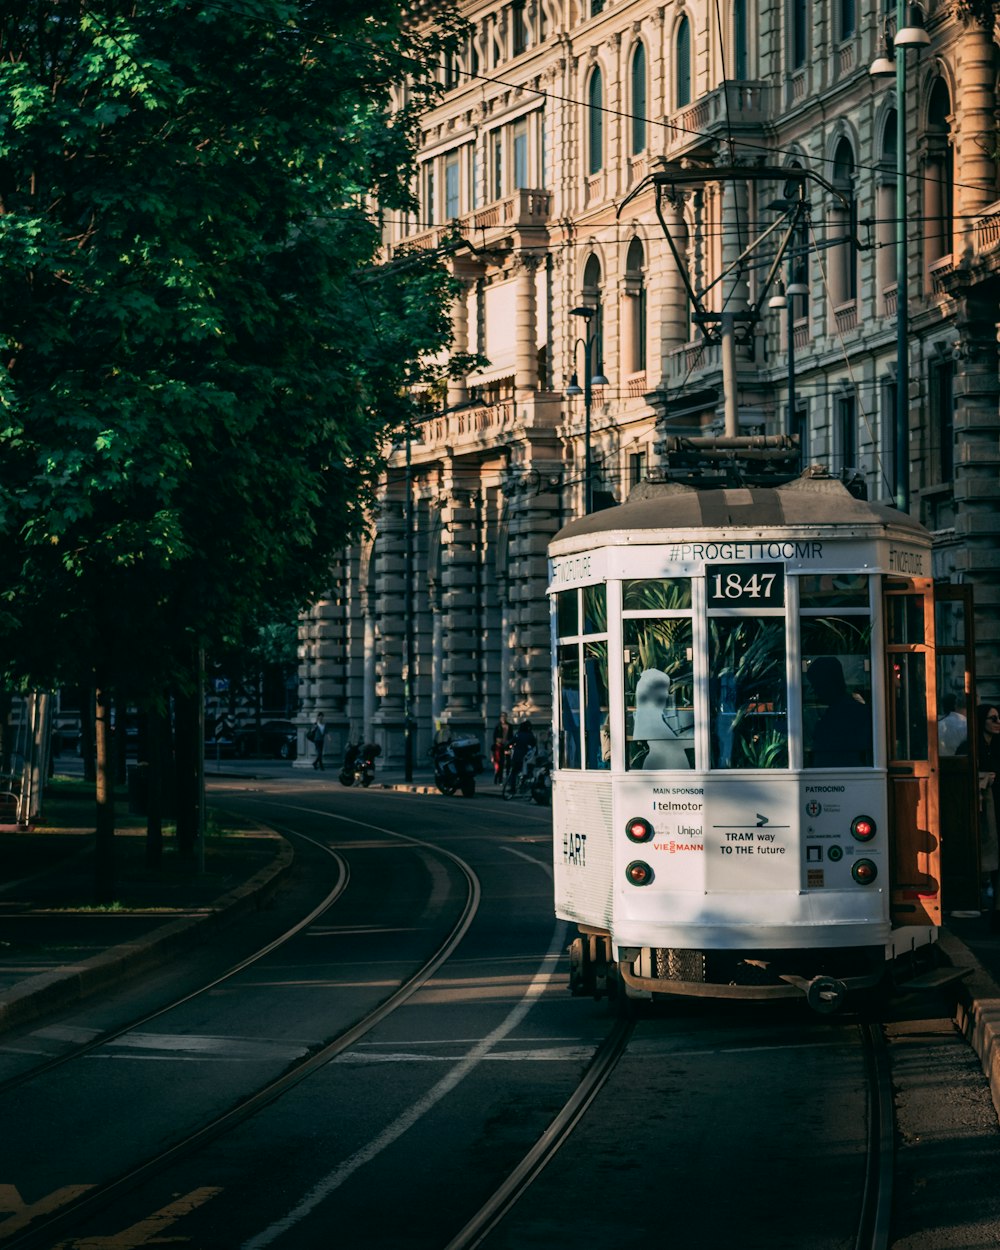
[805,656,873,769]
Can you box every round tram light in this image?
[851,815,877,842]
[626,816,654,843]
[852,858,878,885]
[626,860,654,887]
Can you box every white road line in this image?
[500,845,552,875]
[242,919,569,1250]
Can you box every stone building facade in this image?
[297,0,1000,766]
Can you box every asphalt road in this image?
[2,776,999,1250]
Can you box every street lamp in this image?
[871,2,930,513]
[769,278,810,461]
[565,306,610,514]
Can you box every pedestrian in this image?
[937,693,968,755]
[492,711,513,784]
[509,718,536,783]
[972,703,1000,928]
[309,712,326,770]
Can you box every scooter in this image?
[339,741,381,787]
[430,737,482,797]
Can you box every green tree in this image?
[0,1,462,897]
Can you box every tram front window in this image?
[623,618,695,769]
[800,612,874,770]
[709,618,788,769]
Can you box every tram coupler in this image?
[779,974,849,1014]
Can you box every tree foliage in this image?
[0,0,460,694]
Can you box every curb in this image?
[940,928,1000,1121]
[0,833,294,1036]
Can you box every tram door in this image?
[884,577,941,927]
[934,583,980,912]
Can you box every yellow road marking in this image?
[47,1187,222,1249]
[0,1184,94,1236]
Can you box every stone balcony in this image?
[392,188,552,257]
[665,81,774,161]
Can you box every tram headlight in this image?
[625,816,654,843]
[852,858,878,885]
[626,860,654,887]
[850,815,877,842]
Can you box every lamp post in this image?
[769,277,810,462]
[402,417,414,781]
[565,306,610,514]
[871,3,930,513]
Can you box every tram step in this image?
[902,966,971,991]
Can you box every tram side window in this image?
[555,585,609,770]
[557,643,581,769]
[709,618,788,769]
[623,618,695,770]
[800,616,874,768]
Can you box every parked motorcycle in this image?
[430,736,482,798]
[503,741,551,805]
[339,741,381,787]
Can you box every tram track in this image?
[0,808,483,1250]
[855,1020,894,1250]
[0,828,349,1098]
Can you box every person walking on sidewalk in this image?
[309,712,327,770]
[972,703,1000,929]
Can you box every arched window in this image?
[790,0,807,69]
[582,254,604,374]
[624,238,647,373]
[733,0,748,79]
[924,79,953,267]
[631,43,647,155]
[876,112,898,296]
[676,17,691,108]
[588,68,604,175]
[831,138,857,304]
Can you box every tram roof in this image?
[551,468,930,548]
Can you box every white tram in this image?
[549,466,950,1012]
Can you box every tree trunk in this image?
[94,684,116,903]
[81,689,96,783]
[174,685,200,861]
[145,707,164,869]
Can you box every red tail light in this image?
[852,858,878,884]
[851,815,877,842]
[626,817,654,843]
[626,860,654,886]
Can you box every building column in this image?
[514,253,540,398]
[955,14,999,261]
[952,291,1000,699]
[447,278,472,408]
[439,478,484,741]
[503,463,563,727]
[370,497,408,762]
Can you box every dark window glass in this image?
[558,644,581,768]
[631,43,647,154]
[799,573,869,608]
[584,643,610,768]
[557,589,579,637]
[734,0,748,77]
[801,617,874,768]
[588,69,604,174]
[709,618,788,769]
[583,583,607,634]
[676,18,691,107]
[622,579,692,611]
[886,594,925,645]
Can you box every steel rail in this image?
[2,813,482,1250]
[442,1015,635,1250]
[0,827,348,1098]
[855,1020,895,1250]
